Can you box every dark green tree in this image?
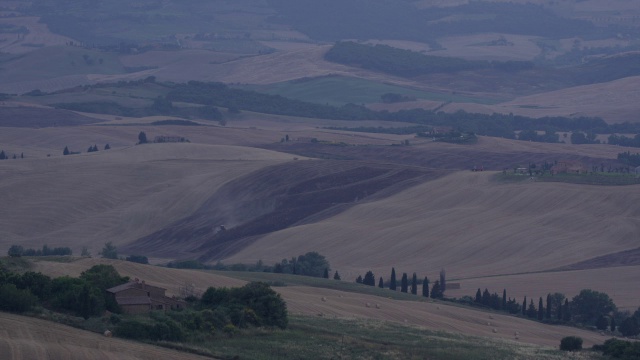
[560,336,582,351]
[410,273,417,295]
[295,252,330,278]
[422,277,429,298]
[475,288,482,303]
[538,297,544,320]
[378,277,384,288]
[355,275,363,283]
[430,280,443,299]
[63,146,70,155]
[100,241,118,259]
[7,245,23,257]
[363,271,375,286]
[546,294,552,319]
[596,315,609,331]
[619,317,640,337]
[527,299,537,319]
[571,289,617,325]
[400,273,408,293]
[333,271,341,280]
[104,143,111,150]
[439,269,446,292]
[323,268,329,279]
[502,289,507,310]
[138,131,148,144]
[482,288,491,306]
[563,299,571,322]
[389,268,397,291]
[522,296,527,316]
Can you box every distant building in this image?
[550,161,588,175]
[107,278,187,315]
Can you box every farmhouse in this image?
[550,161,588,175]
[106,278,186,315]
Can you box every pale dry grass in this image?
[0,142,295,255]
[0,312,210,360]
[0,17,74,54]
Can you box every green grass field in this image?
[239,76,500,106]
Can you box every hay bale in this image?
[492,328,497,333]
[103,330,112,337]
[375,304,380,309]
[365,302,371,308]
[321,297,327,302]
[487,322,491,326]
[489,315,494,319]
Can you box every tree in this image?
[389,268,397,291]
[333,271,341,280]
[560,336,583,351]
[481,288,491,306]
[100,241,118,259]
[422,277,430,298]
[355,275,363,284]
[571,289,617,325]
[378,277,384,288]
[363,271,376,286]
[502,289,507,310]
[522,297,527,316]
[430,280,443,299]
[611,316,617,333]
[619,317,640,337]
[0,150,5,160]
[538,297,544,321]
[104,144,111,150]
[7,245,23,257]
[126,255,149,264]
[400,273,408,293]
[63,146,70,155]
[410,273,417,295]
[295,252,330,278]
[475,288,482,303]
[323,268,329,279]
[563,299,571,322]
[439,269,446,292]
[596,315,609,331]
[138,131,148,144]
[546,294,552,319]
[81,247,91,257]
[527,299,537,319]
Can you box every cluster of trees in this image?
[517,129,559,143]
[465,287,640,337]
[0,264,128,318]
[609,134,640,148]
[595,338,640,359]
[8,244,72,257]
[63,144,110,156]
[0,150,23,160]
[355,268,446,299]
[325,41,533,77]
[617,151,640,167]
[115,281,288,342]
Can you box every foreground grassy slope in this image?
[29,258,607,349]
[0,312,210,360]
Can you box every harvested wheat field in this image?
[226,171,640,298]
[0,142,296,254]
[0,312,211,360]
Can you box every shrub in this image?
[560,336,583,351]
[0,283,37,313]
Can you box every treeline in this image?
[463,287,640,337]
[8,244,72,257]
[617,151,640,167]
[609,134,640,148]
[0,264,127,318]
[355,267,447,300]
[0,150,23,160]
[325,41,533,77]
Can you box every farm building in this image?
[106,279,187,315]
[550,161,588,175]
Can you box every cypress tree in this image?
[410,273,417,295]
[422,277,429,298]
[63,146,69,155]
[527,299,537,318]
[502,289,507,310]
[430,280,442,299]
[475,288,482,303]
[363,271,375,286]
[390,268,397,291]
[546,294,552,319]
[356,275,363,284]
[562,299,571,321]
[323,268,329,279]
[558,301,563,320]
[482,288,490,306]
[333,271,341,280]
[538,297,544,320]
[378,277,384,288]
[400,273,408,293]
[439,268,446,292]
[522,297,527,316]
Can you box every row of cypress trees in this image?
[355,267,447,299]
